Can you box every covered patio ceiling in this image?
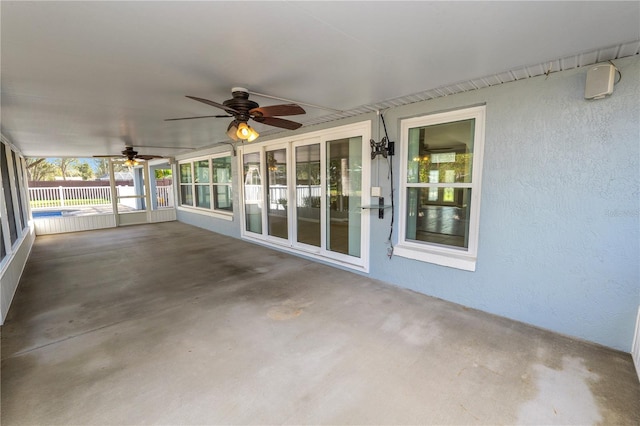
[1,1,639,159]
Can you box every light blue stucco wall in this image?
[369,55,640,352]
[177,55,639,351]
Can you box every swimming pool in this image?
[32,210,79,218]
[32,210,63,218]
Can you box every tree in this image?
[53,158,77,180]
[26,158,56,181]
[75,162,94,180]
[94,159,128,178]
[155,168,173,179]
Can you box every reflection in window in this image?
[327,137,362,257]
[179,163,193,206]
[180,156,233,213]
[0,218,5,261]
[267,149,288,239]
[243,152,262,234]
[11,153,26,229]
[1,143,18,244]
[195,159,211,208]
[405,118,476,249]
[212,156,232,211]
[296,144,321,247]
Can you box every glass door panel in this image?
[295,144,321,247]
[243,152,262,234]
[266,148,288,239]
[327,137,362,257]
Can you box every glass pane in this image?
[195,160,210,183]
[213,184,232,211]
[405,187,471,249]
[212,156,232,183]
[327,137,362,257]
[295,144,321,247]
[196,185,210,208]
[180,185,193,206]
[180,163,192,183]
[267,149,288,239]
[0,218,5,260]
[11,153,25,229]
[407,119,475,184]
[243,152,262,234]
[1,143,18,243]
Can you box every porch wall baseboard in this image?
[148,208,177,223]
[34,214,116,235]
[633,305,640,383]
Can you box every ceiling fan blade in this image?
[93,155,121,158]
[253,116,303,130]
[165,114,232,121]
[186,95,240,114]
[136,155,164,160]
[250,104,305,117]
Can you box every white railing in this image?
[244,184,322,208]
[29,185,174,209]
[156,185,174,208]
[29,186,112,208]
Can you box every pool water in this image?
[32,210,63,218]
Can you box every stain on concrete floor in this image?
[1,222,639,425]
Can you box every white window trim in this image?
[177,152,234,219]
[238,121,371,272]
[396,105,486,272]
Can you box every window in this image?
[396,106,485,271]
[11,153,26,228]
[179,154,233,216]
[1,143,18,245]
[240,121,370,271]
[195,160,210,208]
[0,217,5,262]
[179,163,193,206]
[212,156,232,211]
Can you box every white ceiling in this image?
[2,1,639,159]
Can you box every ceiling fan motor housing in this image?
[122,147,138,159]
[223,89,258,122]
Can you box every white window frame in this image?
[238,121,371,272]
[396,105,486,271]
[177,153,234,220]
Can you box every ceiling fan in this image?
[94,146,164,166]
[165,87,306,142]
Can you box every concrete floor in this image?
[1,221,639,425]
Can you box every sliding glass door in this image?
[266,148,288,240]
[240,122,370,270]
[295,143,321,248]
[326,137,362,258]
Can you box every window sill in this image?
[177,206,233,221]
[394,243,477,272]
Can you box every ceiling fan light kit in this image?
[167,87,306,143]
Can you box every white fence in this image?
[29,185,174,209]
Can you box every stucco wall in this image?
[369,55,639,352]
[177,55,639,351]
